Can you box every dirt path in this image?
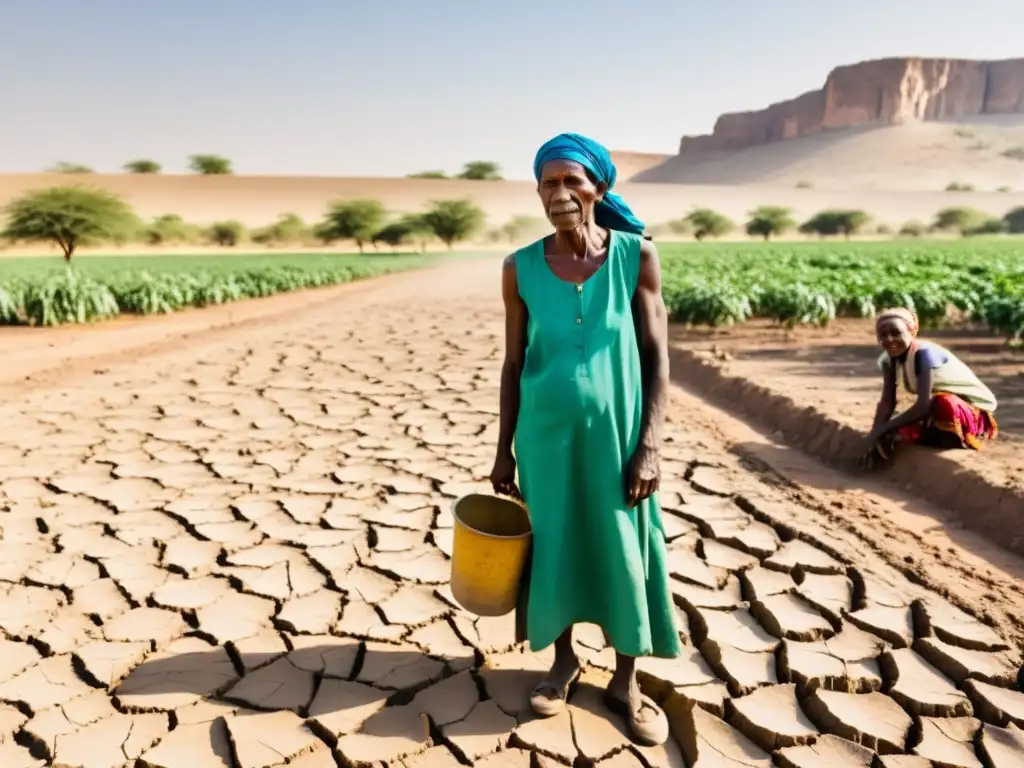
[0,258,1022,767]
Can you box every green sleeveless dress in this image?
[513,230,682,659]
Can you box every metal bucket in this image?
[450,493,532,617]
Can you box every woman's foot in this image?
[604,672,669,747]
[530,651,582,717]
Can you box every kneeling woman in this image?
[864,308,998,465]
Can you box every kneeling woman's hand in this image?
[626,446,660,508]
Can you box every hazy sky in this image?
[2,0,1023,179]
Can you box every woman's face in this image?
[537,160,606,230]
[877,317,914,357]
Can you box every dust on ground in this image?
[0,259,1021,766]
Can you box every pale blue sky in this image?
[2,0,1022,178]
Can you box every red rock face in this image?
[680,57,1024,153]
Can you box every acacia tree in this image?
[124,159,161,174]
[2,186,138,262]
[421,199,485,248]
[457,161,503,181]
[315,199,386,252]
[188,154,233,175]
[684,208,734,241]
[745,205,796,241]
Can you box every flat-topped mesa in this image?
[680,57,1024,153]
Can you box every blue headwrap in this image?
[533,132,646,235]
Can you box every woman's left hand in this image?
[626,446,660,508]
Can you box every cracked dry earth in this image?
[0,260,1023,768]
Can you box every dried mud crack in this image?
[0,259,1020,766]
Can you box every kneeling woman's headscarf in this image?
[876,307,919,337]
[533,133,646,235]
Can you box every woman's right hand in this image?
[489,451,521,499]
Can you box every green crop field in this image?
[0,252,444,326]
[658,240,1024,342]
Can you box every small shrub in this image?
[964,218,1006,236]
[684,208,734,241]
[794,180,813,189]
[372,215,435,252]
[1001,146,1024,161]
[124,159,161,174]
[945,181,975,192]
[145,214,202,245]
[899,220,926,238]
[251,213,309,246]
[457,162,503,181]
[997,186,1012,193]
[206,220,247,247]
[1003,206,1024,234]
[665,218,691,236]
[953,128,976,139]
[500,215,549,244]
[407,171,448,179]
[798,209,871,239]
[875,223,894,236]
[47,162,93,174]
[933,207,993,235]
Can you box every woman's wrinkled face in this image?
[537,160,606,230]
[876,317,914,357]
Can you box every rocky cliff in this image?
[681,57,1024,153]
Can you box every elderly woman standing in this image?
[489,133,680,746]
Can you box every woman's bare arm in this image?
[632,238,670,452]
[496,255,528,458]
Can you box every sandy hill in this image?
[632,117,1024,190]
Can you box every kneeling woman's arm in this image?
[869,367,934,441]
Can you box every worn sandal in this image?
[529,668,581,718]
[603,691,669,747]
